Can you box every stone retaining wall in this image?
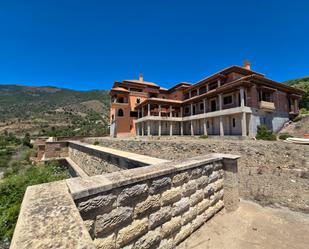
[69,154,239,249]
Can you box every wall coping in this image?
[66,153,240,200]
[68,140,169,166]
[10,181,95,249]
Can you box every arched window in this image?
[136,98,141,104]
[117,109,124,117]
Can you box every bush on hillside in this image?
[279,133,293,140]
[293,115,302,122]
[299,108,308,115]
[0,161,68,248]
[256,125,276,141]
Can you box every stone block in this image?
[134,195,160,218]
[191,214,205,231]
[172,172,189,187]
[189,189,204,207]
[132,231,160,249]
[204,184,214,198]
[195,175,209,189]
[183,181,197,197]
[95,207,132,236]
[161,216,182,238]
[118,184,148,206]
[149,177,171,194]
[204,206,216,221]
[202,164,213,176]
[182,207,197,225]
[172,198,190,217]
[208,171,220,183]
[94,234,117,249]
[149,206,172,229]
[189,167,203,179]
[196,198,210,215]
[210,190,224,206]
[213,179,224,192]
[77,193,117,214]
[116,218,148,246]
[213,161,223,171]
[161,188,182,206]
[174,222,193,245]
[158,238,174,249]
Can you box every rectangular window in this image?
[185,107,190,113]
[130,111,138,117]
[200,103,204,110]
[223,95,233,105]
[232,118,236,127]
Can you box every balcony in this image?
[259,101,275,112]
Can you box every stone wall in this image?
[67,141,168,177]
[70,155,239,249]
[68,142,124,176]
[44,141,68,158]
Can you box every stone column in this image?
[218,79,221,87]
[241,111,247,136]
[169,122,173,136]
[190,103,193,116]
[169,106,172,117]
[159,104,161,117]
[136,123,140,136]
[191,121,194,136]
[147,121,150,136]
[142,122,144,136]
[240,87,245,108]
[223,157,240,212]
[158,121,161,136]
[180,122,184,136]
[148,103,150,116]
[141,107,144,117]
[180,107,183,117]
[203,119,207,135]
[294,99,298,113]
[218,94,223,110]
[219,116,224,136]
[197,88,200,95]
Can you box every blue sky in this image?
[0,0,308,90]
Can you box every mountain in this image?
[0,84,110,136]
[283,77,309,110]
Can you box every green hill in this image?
[0,84,110,136]
[283,77,309,110]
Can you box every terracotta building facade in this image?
[109,62,303,137]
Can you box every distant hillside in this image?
[284,77,309,109]
[0,84,110,136]
[0,85,110,120]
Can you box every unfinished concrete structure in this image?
[11,140,240,249]
[110,62,304,137]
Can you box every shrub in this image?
[199,135,208,139]
[256,125,276,141]
[0,161,68,247]
[93,141,100,145]
[299,108,308,115]
[279,133,293,140]
[293,115,302,122]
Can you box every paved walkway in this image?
[177,200,309,249]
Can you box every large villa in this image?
[109,62,304,137]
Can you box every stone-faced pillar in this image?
[147,121,150,136]
[191,121,194,136]
[180,122,184,136]
[169,122,173,136]
[158,121,161,136]
[219,116,224,136]
[147,104,150,116]
[203,119,207,136]
[241,111,247,136]
[240,87,245,108]
[223,157,240,212]
[159,105,161,117]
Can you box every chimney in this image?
[243,60,251,70]
[139,73,143,82]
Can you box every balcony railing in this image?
[259,101,275,112]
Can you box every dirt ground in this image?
[84,136,309,213]
[177,200,309,249]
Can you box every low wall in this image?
[67,153,239,248]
